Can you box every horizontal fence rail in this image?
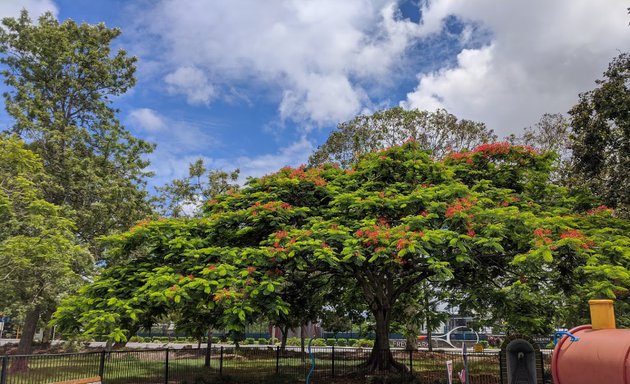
[0,346,553,384]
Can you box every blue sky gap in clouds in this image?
[1,0,629,191]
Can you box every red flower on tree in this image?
[560,229,585,239]
[396,238,410,250]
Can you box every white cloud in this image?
[139,0,434,125]
[126,110,218,187]
[0,0,57,19]
[279,74,365,126]
[129,108,166,132]
[403,0,630,135]
[164,66,216,105]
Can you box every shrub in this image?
[257,338,268,345]
[352,339,374,347]
[336,339,348,347]
[129,336,145,343]
[325,339,336,346]
[244,338,255,345]
[311,339,326,346]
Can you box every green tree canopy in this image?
[309,107,496,168]
[0,136,91,357]
[0,10,154,255]
[55,141,629,372]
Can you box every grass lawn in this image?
[3,349,501,384]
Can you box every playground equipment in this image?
[499,335,543,384]
[552,299,630,384]
[418,326,480,348]
[306,337,316,384]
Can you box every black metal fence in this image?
[0,346,550,384]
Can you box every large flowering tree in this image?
[54,141,629,371]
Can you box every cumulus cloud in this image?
[126,109,218,187]
[138,0,435,126]
[403,0,630,135]
[0,0,57,19]
[129,108,166,132]
[164,66,216,105]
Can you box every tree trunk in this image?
[279,325,289,352]
[10,306,41,372]
[40,310,53,347]
[204,327,212,367]
[426,311,433,352]
[361,306,407,372]
[405,333,417,350]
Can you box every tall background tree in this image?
[0,10,155,353]
[0,136,91,358]
[309,107,496,167]
[569,52,629,217]
[154,159,240,218]
[0,10,154,256]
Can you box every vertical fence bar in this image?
[275,346,280,374]
[164,348,169,384]
[331,346,335,378]
[219,346,224,376]
[98,350,106,381]
[0,355,7,384]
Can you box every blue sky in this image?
[1,0,629,191]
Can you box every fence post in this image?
[331,346,335,378]
[409,349,413,380]
[98,350,106,381]
[1,355,8,384]
[164,348,169,384]
[275,346,280,374]
[219,346,224,376]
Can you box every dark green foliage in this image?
[569,52,630,215]
[0,10,154,255]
